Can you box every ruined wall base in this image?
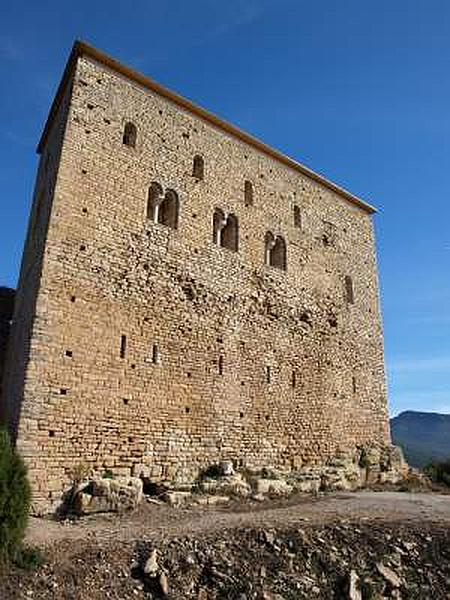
[29,442,406,515]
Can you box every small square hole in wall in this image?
[85,129,91,135]
[60,389,67,395]
[159,110,163,115]
[240,412,244,418]
[185,407,190,414]
[82,208,88,214]
[79,245,86,251]
[123,398,129,406]
[65,350,73,358]
[49,430,55,437]
[187,372,192,378]
[131,364,136,370]
[265,414,270,421]
[81,169,87,175]
[70,296,76,303]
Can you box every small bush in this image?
[0,428,31,563]
[424,460,450,487]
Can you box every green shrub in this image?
[0,427,31,563]
[424,460,450,487]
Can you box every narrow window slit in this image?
[152,344,160,364]
[193,155,204,179]
[244,180,254,206]
[294,205,302,229]
[345,276,355,304]
[120,335,127,359]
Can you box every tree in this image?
[0,428,31,562]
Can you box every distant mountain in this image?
[390,411,450,468]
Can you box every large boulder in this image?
[200,473,251,497]
[321,465,362,492]
[74,476,143,515]
[255,478,293,496]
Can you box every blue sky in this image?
[1,0,449,416]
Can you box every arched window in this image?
[158,189,179,229]
[265,231,275,266]
[265,232,287,270]
[345,275,354,304]
[147,182,163,221]
[272,236,287,270]
[244,180,253,206]
[293,205,302,229]
[213,209,238,252]
[222,214,239,252]
[193,155,204,180]
[123,122,137,148]
[213,208,226,245]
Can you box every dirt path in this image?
[26,491,450,548]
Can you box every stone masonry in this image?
[0,41,390,513]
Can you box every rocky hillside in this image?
[390,411,450,467]
[2,518,450,599]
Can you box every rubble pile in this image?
[71,444,410,515]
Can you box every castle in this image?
[0,41,390,512]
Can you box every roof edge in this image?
[37,40,377,214]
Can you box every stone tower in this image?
[0,41,390,512]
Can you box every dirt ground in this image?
[26,490,450,547]
[2,491,450,599]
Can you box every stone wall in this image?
[1,46,390,512]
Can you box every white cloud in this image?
[388,356,450,374]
